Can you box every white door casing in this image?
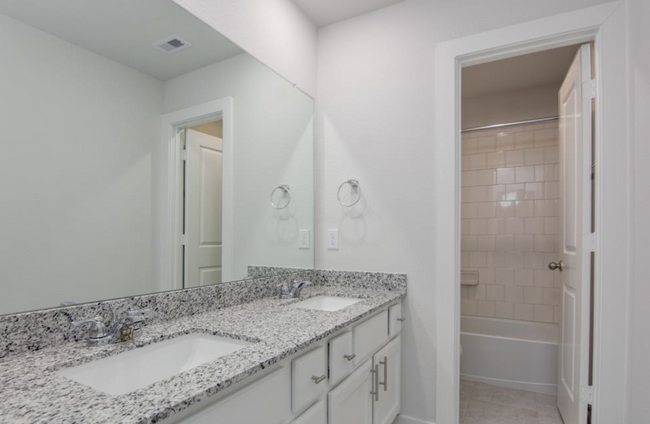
[433,3,629,423]
[185,129,224,287]
[557,43,593,424]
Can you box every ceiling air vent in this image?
[153,35,191,54]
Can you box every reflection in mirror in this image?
[0,0,314,315]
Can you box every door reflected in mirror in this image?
[0,0,314,315]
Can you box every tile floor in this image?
[460,381,565,424]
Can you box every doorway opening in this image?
[160,97,234,292]
[458,43,596,424]
[182,119,225,288]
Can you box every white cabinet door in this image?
[291,400,327,424]
[373,336,401,424]
[328,360,373,424]
[329,331,355,385]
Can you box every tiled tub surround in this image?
[0,270,405,424]
[460,121,562,325]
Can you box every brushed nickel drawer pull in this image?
[312,374,326,384]
[379,356,388,391]
[397,318,406,322]
[344,354,356,361]
[370,364,379,401]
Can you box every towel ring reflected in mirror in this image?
[271,184,291,210]
[337,179,361,207]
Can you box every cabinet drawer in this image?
[388,303,403,337]
[353,310,389,364]
[291,399,326,424]
[177,366,291,424]
[329,331,355,385]
[292,345,328,413]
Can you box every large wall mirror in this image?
[0,0,314,315]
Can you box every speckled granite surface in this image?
[0,271,312,359]
[0,279,405,424]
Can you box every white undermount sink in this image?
[289,296,362,311]
[56,333,251,395]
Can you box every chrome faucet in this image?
[278,280,312,299]
[72,308,149,347]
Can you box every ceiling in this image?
[0,0,243,81]
[291,0,408,27]
[462,45,581,99]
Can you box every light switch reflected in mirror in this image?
[0,0,314,315]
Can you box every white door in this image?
[556,43,594,424]
[328,360,373,424]
[373,336,401,424]
[185,129,223,287]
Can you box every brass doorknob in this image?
[548,261,563,272]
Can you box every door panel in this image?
[372,336,401,424]
[328,360,373,424]
[185,129,223,288]
[557,43,593,424]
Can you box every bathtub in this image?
[460,316,558,395]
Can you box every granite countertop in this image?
[0,286,404,424]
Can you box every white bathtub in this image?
[460,316,558,395]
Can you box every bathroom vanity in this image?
[168,301,403,424]
[0,272,406,424]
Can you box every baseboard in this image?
[393,414,435,424]
[461,374,557,396]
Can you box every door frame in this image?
[160,97,234,290]
[433,2,630,424]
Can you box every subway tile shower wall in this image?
[460,121,561,324]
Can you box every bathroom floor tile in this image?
[470,382,538,411]
[460,380,475,403]
[459,382,565,424]
[460,400,469,423]
[462,399,539,424]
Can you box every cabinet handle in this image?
[397,318,406,322]
[343,354,356,361]
[379,356,388,391]
[370,364,379,401]
[311,374,326,384]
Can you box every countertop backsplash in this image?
[0,269,406,359]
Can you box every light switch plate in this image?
[327,229,339,250]
[299,229,310,249]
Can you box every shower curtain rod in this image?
[461,116,559,133]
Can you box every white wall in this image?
[316,0,612,422]
[462,84,559,129]
[626,0,650,420]
[0,13,163,314]
[172,0,317,98]
[163,53,314,280]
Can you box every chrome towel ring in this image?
[337,179,361,207]
[271,185,291,209]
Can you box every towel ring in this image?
[271,185,291,210]
[337,179,361,207]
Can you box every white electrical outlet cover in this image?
[327,229,339,250]
[299,229,310,249]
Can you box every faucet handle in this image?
[292,280,311,289]
[126,308,150,316]
[125,308,150,324]
[72,315,108,339]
